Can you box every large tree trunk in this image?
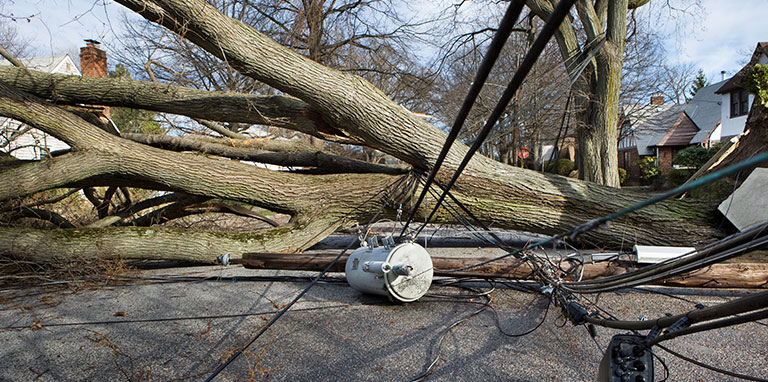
[0,0,729,265]
[527,0,627,187]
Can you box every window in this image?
[623,151,631,170]
[730,89,749,117]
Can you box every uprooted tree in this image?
[0,0,744,265]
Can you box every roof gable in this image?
[654,111,699,147]
[716,42,768,94]
[0,54,81,75]
[624,104,685,155]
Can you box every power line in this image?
[407,0,578,240]
[1,305,349,330]
[658,344,768,382]
[400,0,527,238]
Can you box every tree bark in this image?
[123,133,408,174]
[0,66,360,145]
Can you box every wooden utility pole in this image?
[234,253,768,289]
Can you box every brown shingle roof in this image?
[654,112,699,147]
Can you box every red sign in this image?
[518,147,530,159]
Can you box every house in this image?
[714,42,768,139]
[0,40,109,160]
[618,42,767,183]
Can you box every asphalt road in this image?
[0,262,766,381]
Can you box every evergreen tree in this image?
[688,69,709,100]
[108,64,163,135]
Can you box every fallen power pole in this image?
[234,252,768,289]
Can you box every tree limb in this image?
[8,207,76,228]
[123,133,409,174]
[0,66,360,144]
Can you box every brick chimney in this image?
[80,39,107,78]
[79,39,110,118]
[650,93,664,106]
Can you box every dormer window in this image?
[730,89,749,117]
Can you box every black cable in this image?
[567,220,768,288]
[400,0,527,238]
[547,91,571,163]
[584,290,768,331]
[564,227,768,293]
[412,280,550,381]
[657,344,768,382]
[488,297,550,338]
[646,308,768,347]
[412,0,577,240]
[0,305,348,330]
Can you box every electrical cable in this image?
[657,344,768,382]
[400,0,527,238]
[646,308,768,347]
[0,305,350,330]
[564,223,768,293]
[568,220,768,287]
[488,297,550,338]
[411,280,550,381]
[583,290,768,331]
[410,0,578,241]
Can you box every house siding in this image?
[719,92,754,138]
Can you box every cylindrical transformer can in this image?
[345,242,433,302]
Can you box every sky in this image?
[654,0,768,81]
[1,0,766,83]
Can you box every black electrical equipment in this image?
[597,335,654,382]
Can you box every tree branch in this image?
[0,66,360,144]
[123,133,409,174]
[8,207,76,228]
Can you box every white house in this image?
[0,54,81,160]
[714,42,768,139]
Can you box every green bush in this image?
[745,64,768,108]
[618,168,628,185]
[543,159,575,176]
[674,143,724,169]
[667,168,693,188]
[636,156,660,181]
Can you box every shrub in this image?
[636,156,660,182]
[618,168,628,184]
[667,168,693,188]
[543,159,575,176]
[673,143,724,169]
[745,64,768,108]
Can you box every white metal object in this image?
[345,240,433,302]
[633,245,695,264]
[717,167,768,231]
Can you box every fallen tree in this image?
[0,0,740,265]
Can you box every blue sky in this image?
[2,0,766,83]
